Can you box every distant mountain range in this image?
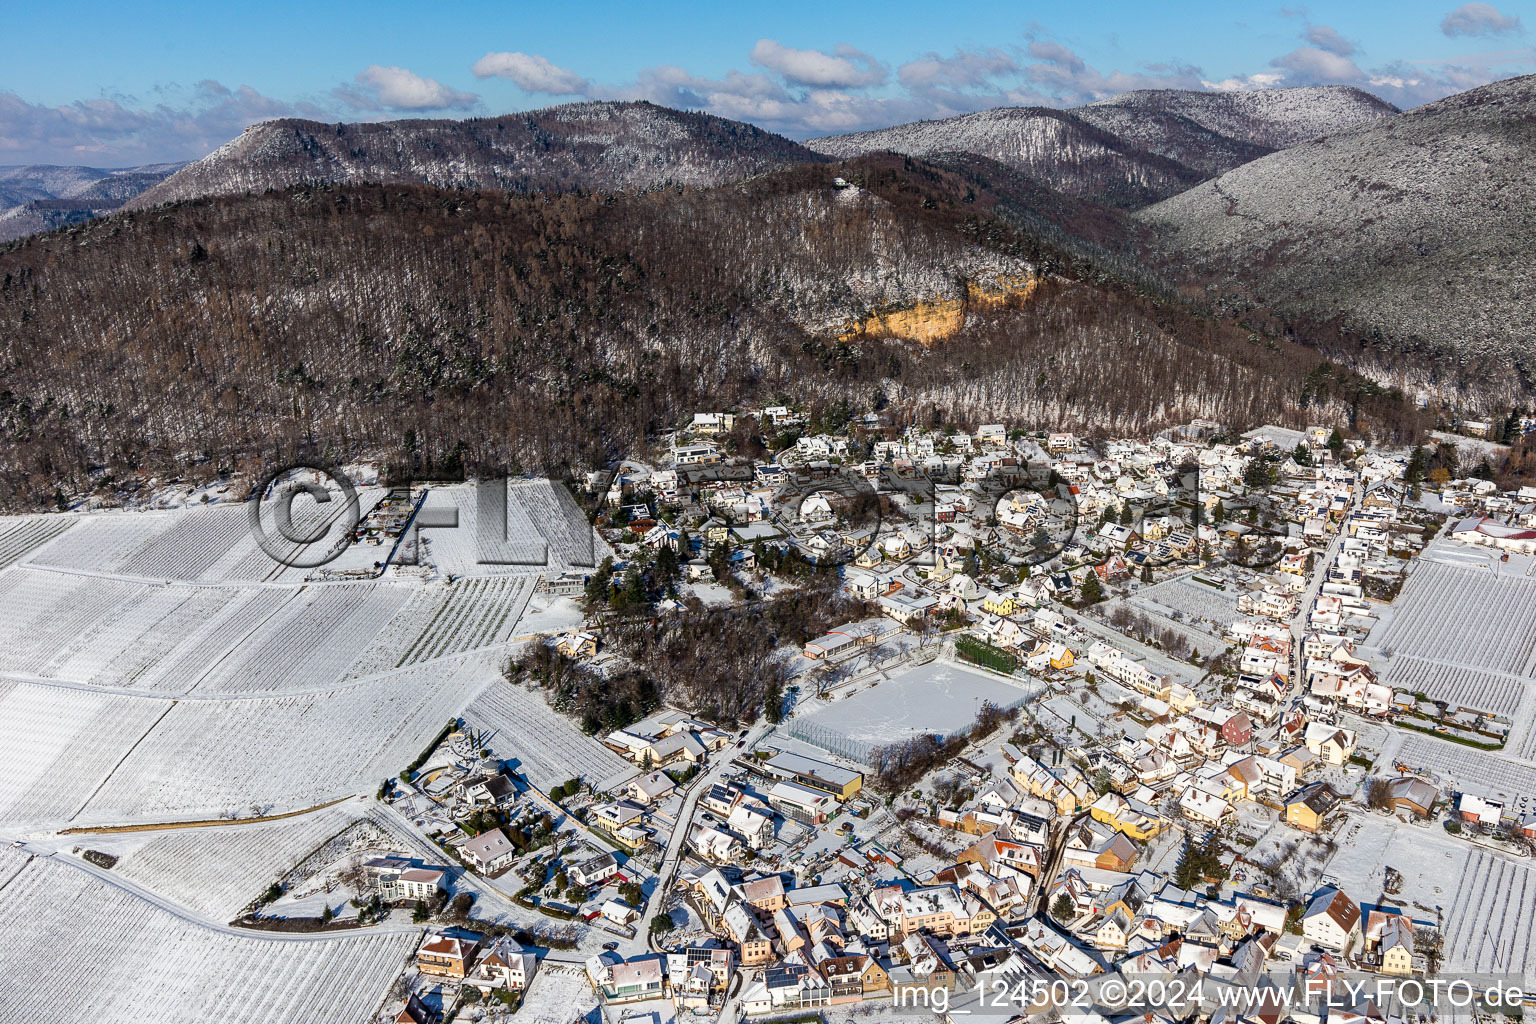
[805,86,1396,207]
[1139,75,1536,405]
[0,163,184,242]
[124,102,825,210]
[2,79,1531,507]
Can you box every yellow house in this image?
[1285,783,1341,833]
[1088,792,1164,841]
[1050,645,1076,670]
[1166,683,1200,714]
[1381,936,1414,975]
[981,591,1017,616]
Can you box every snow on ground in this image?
[76,653,496,825]
[1391,733,1536,813]
[510,594,586,637]
[0,680,170,827]
[1319,813,1465,914]
[461,682,632,792]
[0,853,416,1024]
[1440,846,1536,985]
[103,804,361,920]
[512,963,601,1024]
[0,514,74,568]
[789,658,1042,759]
[410,480,603,578]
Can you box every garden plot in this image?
[1375,560,1536,677]
[189,583,413,694]
[1380,655,1526,717]
[1320,814,1467,913]
[395,575,535,667]
[0,680,167,827]
[462,682,631,792]
[789,660,1040,763]
[1130,575,1238,628]
[109,805,359,920]
[0,568,149,676]
[0,514,74,568]
[78,654,495,824]
[1441,848,1536,985]
[0,855,416,1024]
[1395,734,1536,808]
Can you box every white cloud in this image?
[471,52,590,94]
[1201,72,1287,91]
[1270,46,1367,83]
[1304,25,1357,56]
[748,40,887,88]
[1441,2,1523,37]
[340,65,477,111]
[898,49,1019,91]
[0,82,326,164]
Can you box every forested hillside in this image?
[0,156,1419,509]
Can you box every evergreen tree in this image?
[1050,892,1076,922]
[1081,575,1103,603]
[1326,428,1345,454]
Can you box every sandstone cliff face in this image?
[839,276,1041,345]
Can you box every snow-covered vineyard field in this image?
[108,805,360,920]
[78,655,494,825]
[1129,574,1238,627]
[0,854,416,1024]
[1396,734,1536,807]
[1376,561,1536,677]
[187,583,414,694]
[1442,848,1536,985]
[395,575,536,667]
[19,493,390,584]
[0,514,74,568]
[0,680,172,826]
[463,682,632,791]
[412,479,601,576]
[1381,655,1527,718]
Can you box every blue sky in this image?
[2,0,1532,164]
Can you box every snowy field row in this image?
[108,805,360,921]
[77,655,495,825]
[1443,848,1536,985]
[188,583,414,694]
[2,568,531,695]
[0,567,149,677]
[1396,734,1536,807]
[0,680,171,826]
[0,515,74,568]
[0,853,415,1024]
[395,575,536,667]
[1381,655,1528,718]
[1129,574,1238,626]
[23,491,390,584]
[462,682,631,791]
[1377,561,1536,677]
[413,480,601,577]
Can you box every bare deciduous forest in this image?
[0,154,1427,509]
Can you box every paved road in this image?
[639,721,775,937]
[1289,486,1358,688]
